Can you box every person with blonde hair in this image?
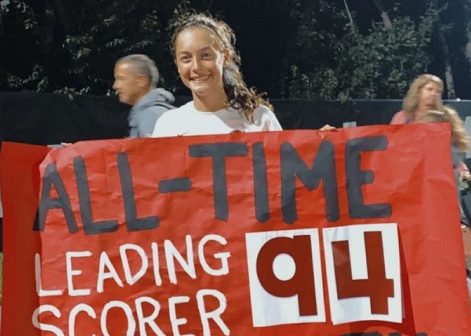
[390,74,444,124]
[416,107,470,154]
[415,106,471,177]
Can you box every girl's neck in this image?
[192,91,227,112]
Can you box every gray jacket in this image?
[128,88,175,138]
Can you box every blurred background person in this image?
[113,54,175,138]
[390,74,443,125]
[392,74,471,186]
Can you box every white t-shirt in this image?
[151,101,282,137]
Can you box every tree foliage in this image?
[0,0,470,99]
[0,0,175,94]
[280,0,437,99]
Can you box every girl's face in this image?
[174,27,228,99]
[419,81,442,108]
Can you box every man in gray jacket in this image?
[113,54,175,137]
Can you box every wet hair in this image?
[170,12,272,120]
[403,74,443,121]
[417,107,470,151]
[115,54,159,88]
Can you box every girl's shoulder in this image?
[253,104,275,118]
[252,104,283,130]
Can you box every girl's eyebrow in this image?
[177,46,213,55]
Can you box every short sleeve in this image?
[254,105,283,131]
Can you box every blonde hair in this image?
[403,74,444,121]
[170,12,271,121]
[417,107,470,151]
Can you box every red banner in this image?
[1,124,470,335]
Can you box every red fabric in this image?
[390,110,470,175]
[1,124,470,335]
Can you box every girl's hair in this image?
[417,107,470,151]
[170,12,272,120]
[403,74,444,121]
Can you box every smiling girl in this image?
[151,13,282,137]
